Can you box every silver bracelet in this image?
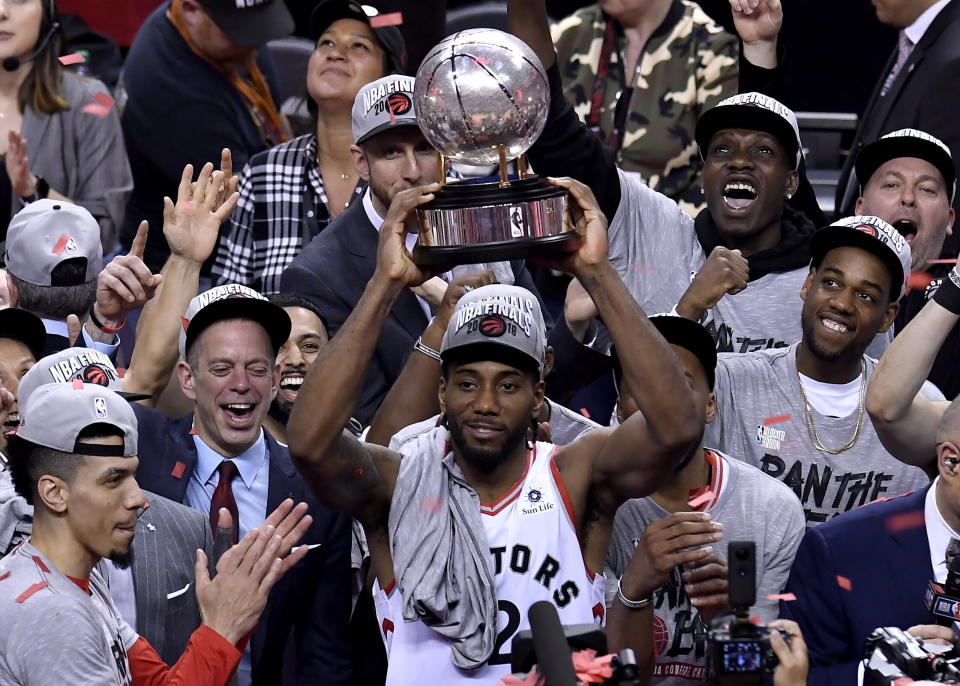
[617,576,652,609]
[414,337,442,362]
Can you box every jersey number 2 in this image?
[488,600,522,665]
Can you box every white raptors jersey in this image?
[374,438,605,685]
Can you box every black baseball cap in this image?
[612,316,717,391]
[197,0,294,48]
[0,308,45,362]
[309,0,407,73]
[856,128,956,203]
[695,92,801,170]
[180,284,291,359]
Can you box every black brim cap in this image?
[695,93,801,169]
[809,215,911,301]
[309,0,407,73]
[611,316,717,391]
[183,297,291,360]
[855,128,956,202]
[201,0,294,48]
[0,308,46,362]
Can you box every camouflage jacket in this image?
[552,0,738,215]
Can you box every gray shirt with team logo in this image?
[608,170,891,356]
[604,452,804,684]
[704,343,937,526]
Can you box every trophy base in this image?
[413,232,581,267]
[415,175,577,267]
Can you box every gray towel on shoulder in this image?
[389,425,497,670]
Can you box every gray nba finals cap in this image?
[856,128,956,202]
[695,92,802,169]
[353,74,418,145]
[440,284,546,376]
[5,199,102,286]
[16,383,138,457]
[18,347,151,407]
[810,215,912,301]
[180,284,291,359]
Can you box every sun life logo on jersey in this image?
[522,485,555,515]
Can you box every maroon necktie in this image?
[210,460,240,544]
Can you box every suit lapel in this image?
[886,489,935,620]
[133,496,165,657]
[345,201,430,340]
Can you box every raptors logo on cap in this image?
[479,315,506,337]
[387,92,412,116]
[854,224,879,238]
[82,364,112,387]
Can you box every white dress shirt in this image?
[905,0,951,45]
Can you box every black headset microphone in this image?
[2,19,61,73]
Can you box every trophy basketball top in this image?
[414,28,550,168]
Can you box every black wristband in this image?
[933,270,960,315]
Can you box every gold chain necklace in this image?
[797,359,866,455]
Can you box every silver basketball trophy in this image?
[412,29,580,267]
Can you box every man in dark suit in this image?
[779,394,960,685]
[279,74,548,425]
[131,284,353,686]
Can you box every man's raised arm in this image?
[551,178,701,499]
[867,282,956,468]
[286,184,442,520]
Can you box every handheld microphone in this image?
[926,555,960,626]
[527,601,578,686]
[3,21,60,73]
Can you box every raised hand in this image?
[676,246,749,321]
[375,183,442,288]
[435,270,496,325]
[95,221,163,326]
[619,512,723,602]
[195,524,304,645]
[730,0,782,44]
[6,131,35,199]
[545,176,609,277]
[162,162,239,266]
[212,499,312,575]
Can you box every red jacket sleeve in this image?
[130,626,242,686]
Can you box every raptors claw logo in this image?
[479,315,506,337]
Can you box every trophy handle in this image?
[498,145,510,188]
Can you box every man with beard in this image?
[702,215,941,526]
[604,317,804,683]
[264,294,331,446]
[286,176,702,684]
[279,74,547,425]
[1,382,311,685]
[504,0,885,404]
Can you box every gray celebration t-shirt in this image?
[608,170,891,356]
[704,344,937,526]
[0,542,138,685]
[605,451,805,684]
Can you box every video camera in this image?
[863,626,960,684]
[708,542,790,677]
